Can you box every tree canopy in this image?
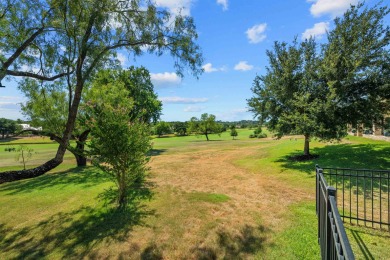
[0,118,22,138]
[20,66,161,167]
[248,2,389,157]
[154,121,172,137]
[321,2,390,126]
[0,0,203,181]
[85,77,152,209]
[188,113,222,141]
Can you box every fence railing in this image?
[320,167,390,230]
[316,166,355,260]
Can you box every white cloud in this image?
[202,63,226,73]
[216,0,228,11]
[160,96,208,104]
[116,53,127,66]
[234,61,254,71]
[183,105,205,112]
[246,23,267,44]
[0,96,26,120]
[302,22,330,40]
[308,0,358,17]
[154,0,193,16]
[217,108,251,121]
[150,72,181,86]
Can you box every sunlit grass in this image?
[0,132,389,258]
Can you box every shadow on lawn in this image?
[0,166,109,195]
[190,224,270,259]
[276,143,390,175]
[148,149,167,157]
[0,204,154,259]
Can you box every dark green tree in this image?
[171,121,187,136]
[230,128,238,140]
[85,79,152,209]
[188,113,222,141]
[154,121,172,137]
[0,118,21,138]
[0,0,203,183]
[321,2,390,127]
[248,39,346,156]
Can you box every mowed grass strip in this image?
[187,192,230,203]
[0,133,389,259]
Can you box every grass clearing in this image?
[0,132,389,258]
[187,192,231,203]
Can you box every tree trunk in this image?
[205,133,209,141]
[73,130,90,167]
[304,134,310,156]
[0,158,62,184]
[0,79,85,183]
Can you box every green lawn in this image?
[0,131,389,259]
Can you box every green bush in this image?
[253,127,262,135]
[257,133,267,138]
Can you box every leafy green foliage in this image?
[1,0,204,175]
[91,67,162,124]
[15,145,35,170]
[248,2,390,155]
[248,39,346,155]
[0,118,22,138]
[154,121,172,137]
[230,128,238,140]
[322,2,390,126]
[170,121,188,136]
[85,80,152,209]
[188,113,223,141]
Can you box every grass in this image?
[187,192,231,203]
[0,131,389,259]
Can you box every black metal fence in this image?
[316,167,355,259]
[320,167,390,230]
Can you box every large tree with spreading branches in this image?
[0,0,203,183]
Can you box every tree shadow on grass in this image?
[190,224,270,259]
[0,203,154,259]
[0,166,109,195]
[346,225,390,260]
[147,149,167,157]
[276,143,390,175]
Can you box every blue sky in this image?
[0,0,387,122]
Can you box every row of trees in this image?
[154,113,225,141]
[0,118,22,138]
[154,119,262,138]
[248,2,390,156]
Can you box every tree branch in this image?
[5,70,72,81]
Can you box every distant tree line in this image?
[152,119,260,139]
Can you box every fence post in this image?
[316,165,320,243]
[326,186,337,259]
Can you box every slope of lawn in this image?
[0,131,389,259]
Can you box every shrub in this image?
[257,133,267,138]
[253,127,262,135]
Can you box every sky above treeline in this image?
[0,0,388,122]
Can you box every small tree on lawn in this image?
[15,145,34,170]
[230,128,238,140]
[86,82,152,209]
[188,113,222,141]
